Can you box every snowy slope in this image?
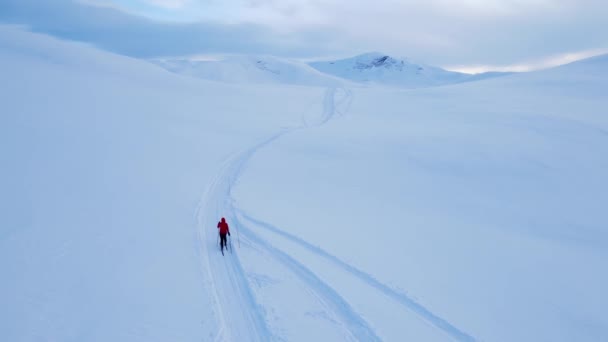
[0,26,324,341]
[233,54,608,341]
[309,52,507,88]
[151,55,347,87]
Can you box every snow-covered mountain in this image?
[152,52,509,88]
[309,52,508,88]
[151,55,347,87]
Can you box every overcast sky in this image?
[1,0,607,72]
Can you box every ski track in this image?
[237,221,382,341]
[236,211,477,342]
[195,87,347,341]
[196,86,474,341]
[195,132,289,342]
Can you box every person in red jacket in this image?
[217,217,230,253]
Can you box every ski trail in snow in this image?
[196,85,476,341]
[236,219,382,341]
[236,212,477,342]
[304,87,351,128]
[196,87,377,341]
[195,132,289,342]
[318,87,336,126]
[209,85,475,341]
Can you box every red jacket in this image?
[217,218,230,235]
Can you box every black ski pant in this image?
[220,233,227,250]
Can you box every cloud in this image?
[145,0,191,9]
[0,0,340,58]
[1,0,607,69]
[180,0,608,67]
[446,48,608,73]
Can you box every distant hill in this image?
[309,52,510,88]
[151,52,511,88]
[150,55,347,87]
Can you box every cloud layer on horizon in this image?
[1,0,607,70]
[0,0,340,58]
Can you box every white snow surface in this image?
[308,52,506,88]
[152,52,506,89]
[2,26,608,342]
[151,55,347,87]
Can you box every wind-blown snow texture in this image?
[2,26,608,342]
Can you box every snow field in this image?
[3,25,608,341]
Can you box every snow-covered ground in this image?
[234,56,608,341]
[151,55,347,87]
[2,25,608,341]
[0,26,318,341]
[308,52,509,88]
[151,52,508,89]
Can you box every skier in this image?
[217,217,231,254]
